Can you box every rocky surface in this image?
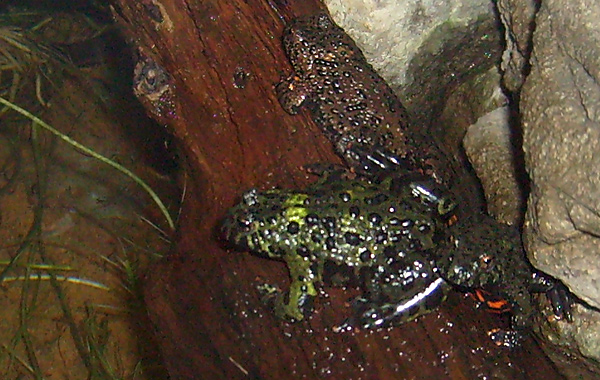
[435,66,521,223]
[463,105,524,226]
[509,0,600,368]
[520,0,600,310]
[324,0,500,125]
[496,0,538,92]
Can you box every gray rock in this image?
[437,66,511,213]
[325,0,500,125]
[497,0,539,92]
[521,0,600,311]
[463,106,524,226]
[514,0,600,368]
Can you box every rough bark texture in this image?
[112,0,575,378]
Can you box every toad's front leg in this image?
[276,74,313,115]
[273,253,323,322]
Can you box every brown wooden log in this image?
[112,1,567,379]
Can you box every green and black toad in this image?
[222,170,456,328]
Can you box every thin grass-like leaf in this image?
[0,344,35,375]
[0,96,175,230]
[2,274,110,291]
[0,261,74,271]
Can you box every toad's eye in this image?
[480,254,493,269]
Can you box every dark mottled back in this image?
[221,173,456,269]
[277,13,410,173]
[221,171,458,326]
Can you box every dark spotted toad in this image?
[277,12,446,182]
[223,12,571,337]
[274,12,571,338]
[436,214,571,334]
[221,170,456,328]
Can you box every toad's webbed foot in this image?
[545,281,573,322]
[276,74,311,115]
[301,163,353,180]
[340,298,401,330]
[337,297,421,331]
[258,283,314,322]
[347,143,414,178]
[529,271,573,322]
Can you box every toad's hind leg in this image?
[338,250,450,330]
[350,276,448,329]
